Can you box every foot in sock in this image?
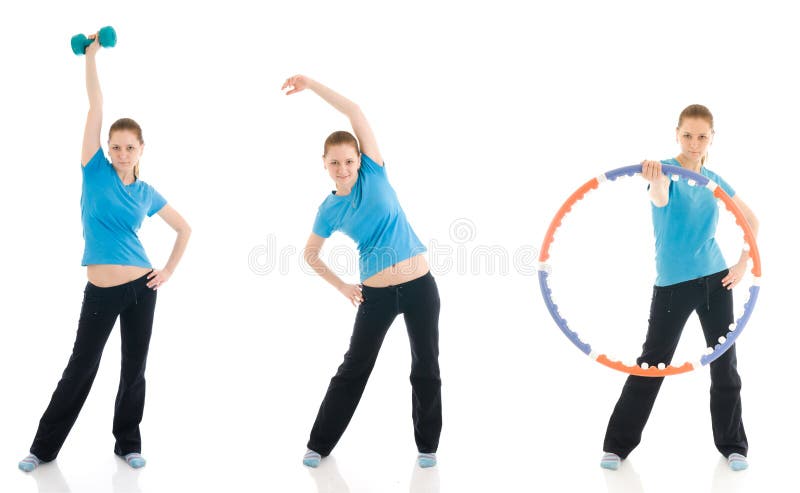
[728,453,748,471]
[600,452,621,470]
[417,453,437,468]
[18,454,41,472]
[124,453,146,469]
[303,450,321,468]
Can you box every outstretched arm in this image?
[641,160,670,207]
[282,75,383,165]
[81,35,103,166]
[304,233,363,306]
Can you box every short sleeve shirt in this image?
[80,147,166,267]
[312,154,426,282]
[652,158,736,286]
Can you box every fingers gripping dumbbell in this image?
[71,26,117,55]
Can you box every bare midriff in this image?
[361,254,430,288]
[87,264,152,287]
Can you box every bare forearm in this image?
[305,254,345,290]
[81,52,103,164]
[163,230,191,274]
[649,177,669,207]
[307,79,361,120]
[85,54,103,110]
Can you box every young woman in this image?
[281,75,442,469]
[18,34,191,472]
[600,105,758,472]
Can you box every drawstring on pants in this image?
[125,284,138,306]
[385,284,404,315]
[692,275,712,311]
[394,285,402,314]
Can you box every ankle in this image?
[417,452,437,468]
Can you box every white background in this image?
[1,0,798,491]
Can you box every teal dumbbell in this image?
[71,26,117,55]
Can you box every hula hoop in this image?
[537,164,761,377]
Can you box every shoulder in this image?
[318,192,337,207]
[137,179,168,215]
[137,179,168,203]
[701,166,723,181]
[702,166,736,196]
[135,178,158,194]
[315,193,342,216]
[313,195,339,237]
[360,153,386,174]
[137,178,156,188]
[83,147,110,171]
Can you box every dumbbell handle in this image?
[71,26,117,56]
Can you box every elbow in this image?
[304,250,320,267]
[177,223,192,238]
[349,103,364,119]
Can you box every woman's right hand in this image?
[338,283,364,307]
[642,159,670,206]
[641,160,663,184]
[281,74,312,95]
[85,34,101,57]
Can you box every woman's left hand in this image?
[147,269,172,290]
[721,262,747,290]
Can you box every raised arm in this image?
[282,75,383,165]
[303,233,363,306]
[81,36,103,166]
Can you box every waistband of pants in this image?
[361,271,434,292]
[656,269,728,289]
[86,270,154,292]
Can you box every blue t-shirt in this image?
[81,147,167,267]
[312,154,427,282]
[652,158,736,286]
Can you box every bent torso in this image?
[361,254,430,288]
[87,264,152,287]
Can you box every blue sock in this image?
[18,454,41,472]
[728,453,748,471]
[303,450,321,468]
[417,453,437,468]
[600,452,621,470]
[124,453,146,469]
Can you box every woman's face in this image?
[676,117,713,164]
[108,130,144,174]
[323,143,360,190]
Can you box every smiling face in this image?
[676,117,713,165]
[108,129,144,176]
[323,143,361,192]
